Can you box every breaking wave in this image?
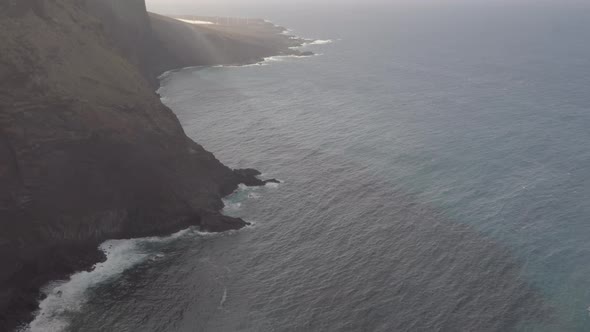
[306,39,334,45]
[21,228,200,332]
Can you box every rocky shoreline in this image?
[0,0,301,330]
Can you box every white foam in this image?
[312,39,333,45]
[212,62,268,69]
[23,178,279,331]
[248,192,262,199]
[219,287,228,308]
[264,55,298,62]
[262,55,310,63]
[157,67,187,82]
[157,69,175,81]
[265,181,282,189]
[263,56,287,62]
[281,28,294,35]
[176,18,215,25]
[304,39,334,46]
[22,229,193,332]
[223,201,243,211]
[288,38,335,51]
[222,180,281,213]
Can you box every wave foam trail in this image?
[219,287,228,308]
[263,56,289,62]
[176,18,215,25]
[24,180,280,331]
[22,229,193,332]
[222,181,281,213]
[213,62,268,69]
[263,55,310,63]
[306,39,333,46]
[288,38,334,51]
[265,181,281,189]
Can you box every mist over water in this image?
[33,2,590,331]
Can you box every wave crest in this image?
[307,39,333,45]
[22,229,194,332]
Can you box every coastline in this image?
[146,13,314,79]
[17,42,291,332]
[0,1,301,330]
[23,178,283,331]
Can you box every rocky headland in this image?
[0,0,299,329]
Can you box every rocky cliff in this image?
[0,0,287,329]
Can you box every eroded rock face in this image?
[0,0,47,18]
[0,0,272,329]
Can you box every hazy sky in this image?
[144,0,510,14]
[146,0,586,13]
[145,0,375,14]
[146,0,286,16]
[146,0,589,18]
[145,0,396,17]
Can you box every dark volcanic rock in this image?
[234,168,262,178]
[0,0,293,330]
[264,179,282,184]
[234,169,282,186]
[200,213,250,233]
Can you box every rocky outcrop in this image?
[0,0,289,329]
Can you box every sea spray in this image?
[222,182,282,214]
[24,181,281,332]
[22,229,196,332]
[306,39,334,46]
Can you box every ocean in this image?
[25,2,590,331]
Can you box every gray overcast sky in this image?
[144,0,488,15]
[146,0,588,18]
[146,0,292,16]
[145,0,393,17]
[146,0,476,16]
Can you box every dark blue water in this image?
[27,2,590,331]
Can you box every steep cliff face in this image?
[0,0,277,329]
[85,0,162,85]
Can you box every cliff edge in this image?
[0,0,289,329]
